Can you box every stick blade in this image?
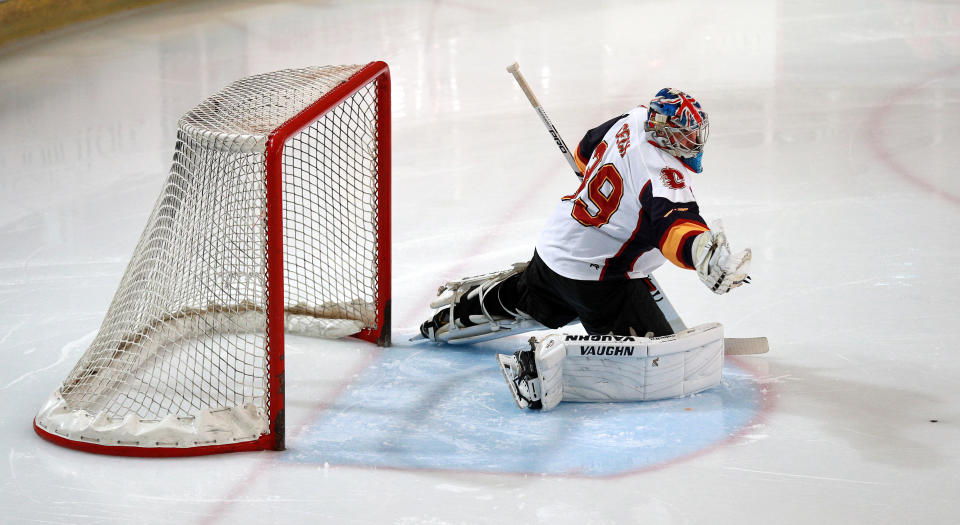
[723,337,769,355]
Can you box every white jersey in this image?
[536,107,709,281]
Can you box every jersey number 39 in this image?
[565,141,624,228]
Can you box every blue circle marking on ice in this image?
[291,340,765,476]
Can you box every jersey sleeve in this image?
[574,114,628,173]
[639,177,709,270]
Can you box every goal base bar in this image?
[33,420,278,457]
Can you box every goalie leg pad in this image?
[419,262,545,344]
[561,323,724,402]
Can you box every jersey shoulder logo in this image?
[659,167,686,189]
[615,123,631,157]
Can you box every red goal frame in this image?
[33,61,391,457]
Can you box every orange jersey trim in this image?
[574,140,589,173]
[659,219,708,269]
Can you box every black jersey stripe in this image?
[599,181,653,281]
[576,114,628,168]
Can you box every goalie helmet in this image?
[644,88,709,172]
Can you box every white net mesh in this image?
[35,64,386,451]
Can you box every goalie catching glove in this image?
[693,222,751,295]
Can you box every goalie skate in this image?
[497,353,533,409]
[496,337,546,409]
[496,336,564,410]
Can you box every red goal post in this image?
[33,61,391,456]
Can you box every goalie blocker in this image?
[497,323,724,410]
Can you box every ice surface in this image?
[1,0,958,523]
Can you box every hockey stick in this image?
[724,337,770,356]
[505,61,768,355]
[506,62,583,178]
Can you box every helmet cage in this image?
[649,119,709,158]
[643,88,709,159]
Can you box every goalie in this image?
[418,88,752,409]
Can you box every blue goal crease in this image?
[288,339,764,476]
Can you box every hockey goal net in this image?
[33,62,391,456]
